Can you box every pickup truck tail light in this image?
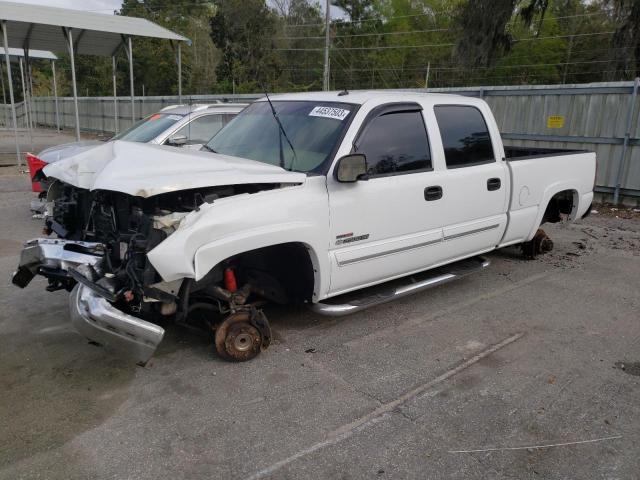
[25,153,47,193]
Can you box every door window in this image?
[171,114,228,145]
[434,105,495,168]
[355,111,432,176]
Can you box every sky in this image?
[7,0,344,16]
[9,0,124,13]
[6,0,122,13]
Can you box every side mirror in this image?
[167,134,188,146]
[336,154,368,183]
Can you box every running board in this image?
[310,256,490,317]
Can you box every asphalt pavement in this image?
[1,167,639,480]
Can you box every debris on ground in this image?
[614,361,640,376]
[592,203,640,220]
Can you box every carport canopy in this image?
[4,47,56,61]
[1,0,190,163]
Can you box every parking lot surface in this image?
[1,168,639,479]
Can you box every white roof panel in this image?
[0,1,189,56]
[3,46,57,60]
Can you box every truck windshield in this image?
[206,101,354,172]
[112,113,184,143]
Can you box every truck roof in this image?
[263,90,469,105]
[159,103,248,115]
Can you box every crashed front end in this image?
[12,185,198,364]
[13,141,306,364]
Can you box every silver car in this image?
[30,103,247,213]
[37,102,248,164]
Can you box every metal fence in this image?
[0,94,259,134]
[425,81,640,202]
[1,81,639,200]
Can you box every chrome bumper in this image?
[70,284,165,365]
[12,238,105,288]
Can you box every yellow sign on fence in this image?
[547,115,565,129]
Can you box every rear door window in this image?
[112,113,183,143]
[434,105,495,168]
[355,110,432,176]
[172,114,228,144]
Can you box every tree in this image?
[455,0,557,68]
[210,0,281,91]
[606,0,640,79]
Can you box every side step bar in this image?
[310,256,490,317]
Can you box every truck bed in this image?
[504,145,588,162]
[504,145,588,161]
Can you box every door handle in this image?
[487,178,501,191]
[424,186,443,201]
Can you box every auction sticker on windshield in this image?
[309,106,350,121]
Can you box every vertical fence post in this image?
[177,42,182,104]
[51,59,60,132]
[112,55,118,134]
[64,27,81,141]
[613,77,639,205]
[2,21,22,165]
[127,36,134,123]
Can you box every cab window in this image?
[434,105,495,168]
[355,110,432,176]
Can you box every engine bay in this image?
[41,181,278,317]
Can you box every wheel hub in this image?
[233,331,254,352]
[214,311,268,362]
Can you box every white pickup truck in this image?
[13,91,595,364]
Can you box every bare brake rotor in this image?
[214,310,271,361]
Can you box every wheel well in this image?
[207,242,316,304]
[541,189,577,224]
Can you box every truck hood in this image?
[42,141,306,198]
[38,140,105,164]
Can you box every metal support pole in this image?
[18,58,29,129]
[18,58,33,149]
[64,28,81,141]
[0,60,8,128]
[0,60,5,104]
[322,0,330,91]
[425,62,430,89]
[613,77,639,204]
[28,61,35,128]
[51,60,60,132]
[177,41,182,103]
[112,55,118,134]
[127,36,134,122]
[1,21,22,165]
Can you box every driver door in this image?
[326,103,449,295]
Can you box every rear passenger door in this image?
[431,104,508,261]
[327,103,450,295]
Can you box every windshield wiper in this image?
[264,91,297,171]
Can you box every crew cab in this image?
[13,91,595,364]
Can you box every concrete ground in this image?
[0,168,639,480]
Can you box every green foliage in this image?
[210,0,281,90]
[18,0,640,98]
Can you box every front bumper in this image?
[12,238,105,288]
[13,238,165,364]
[70,285,165,365]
